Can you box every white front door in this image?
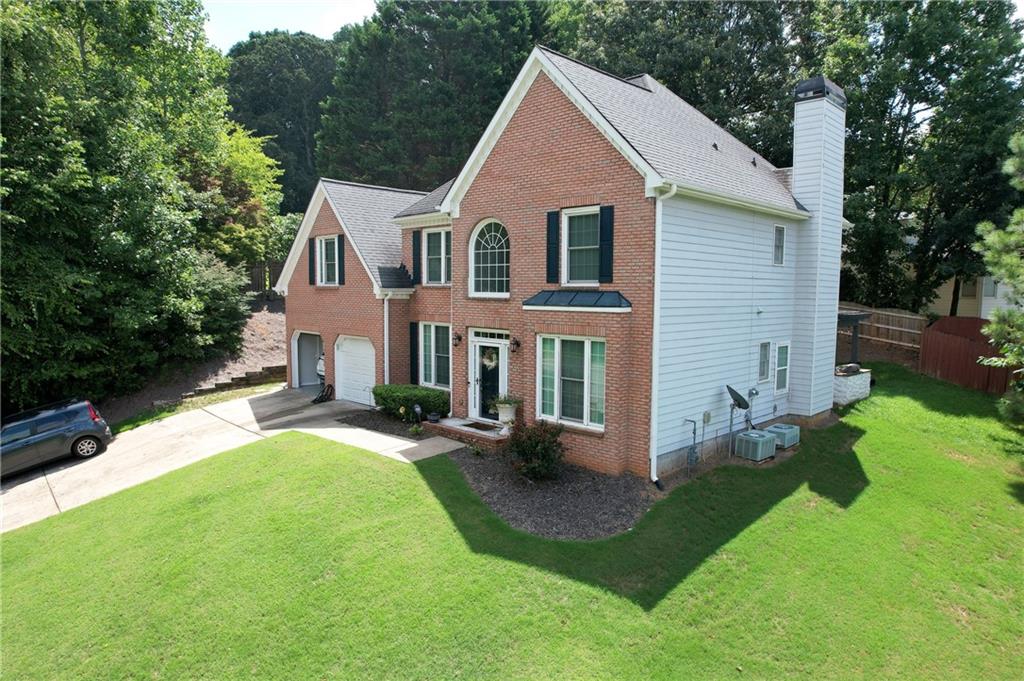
[335,336,376,405]
[467,331,509,420]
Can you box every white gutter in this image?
[382,293,391,384]
[649,183,678,486]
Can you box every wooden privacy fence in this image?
[837,301,926,350]
[919,316,1013,395]
[247,260,285,295]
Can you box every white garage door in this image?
[335,336,375,405]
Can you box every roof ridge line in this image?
[320,177,427,195]
[536,45,652,92]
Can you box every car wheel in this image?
[72,436,102,458]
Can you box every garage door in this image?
[335,336,376,405]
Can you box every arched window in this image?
[471,221,510,296]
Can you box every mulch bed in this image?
[446,447,660,540]
[835,334,919,371]
[336,410,427,440]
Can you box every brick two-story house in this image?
[275,47,847,482]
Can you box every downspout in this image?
[383,293,391,385]
[650,183,678,488]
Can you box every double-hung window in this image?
[775,342,790,393]
[562,206,600,285]
[773,225,786,266]
[424,228,451,285]
[538,335,606,429]
[420,322,451,389]
[317,235,339,286]
[758,342,771,382]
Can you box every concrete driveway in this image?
[1,387,461,533]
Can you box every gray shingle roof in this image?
[394,178,455,218]
[320,179,425,287]
[539,47,801,214]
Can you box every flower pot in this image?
[496,403,517,434]
[427,412,440,423]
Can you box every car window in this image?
[1,423,32,445]
[34,413,71,434]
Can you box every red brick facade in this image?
[284,202,385,389]
[287,72,656,477]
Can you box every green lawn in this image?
[3,365,1021,679]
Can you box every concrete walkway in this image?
[1,387,461,533]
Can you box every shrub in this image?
[507,420,564,480]
[372,384,450,422]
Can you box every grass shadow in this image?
[415,421,868,610]
[863,362,1004,421]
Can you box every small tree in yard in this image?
[975,131,1024,423]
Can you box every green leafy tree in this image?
[975,131,1024,422]
[226,30,341,213]
[317,1,551,190]
[0,0,275,412]
[811,0,1022,309]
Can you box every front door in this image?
[468,333,509,420]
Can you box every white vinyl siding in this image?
[420,322,451,389]
[537,335,605,429]
[561,206,600,285]
[655,195,796,458]
[424,228,451,285]
[316,235,339,286]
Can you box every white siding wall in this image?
[980,278,1018,320]
[655,194,797,458]
[789,95,846,416]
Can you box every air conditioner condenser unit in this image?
[735,431,776,462]
[764,423,801,449]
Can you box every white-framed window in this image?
[758,341,771,382]
[317,235,339,286]
[773,225,786,266]
[775,342,790,393]
[423,228,452,285]
[537,335,606,429]
[983,277,997,297]
[562,206,601,285]
[961,278,978,298]
[469,220,510,297]
[420,322,451,389]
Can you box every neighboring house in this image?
[928,276,1016,320]
[275,46,847,482]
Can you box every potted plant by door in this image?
[489,395,522,435]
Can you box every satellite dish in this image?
[726,385,749,410]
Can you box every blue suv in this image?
[1,399,113,477]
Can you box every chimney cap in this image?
[795,75,846,108]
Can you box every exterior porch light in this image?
[452,332,463,347]
[510,337,521,352]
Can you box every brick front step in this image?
[424,419,509,452]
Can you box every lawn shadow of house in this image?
[415,421,868,611]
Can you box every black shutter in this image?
[409,322,419,384]
[308,238,316,285]
[412,230,422,285]
[337,235,345,285]
[546,211,560,284]
[599,205,614,283]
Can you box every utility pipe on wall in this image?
[650,183,679,488]
[382,293,391,385]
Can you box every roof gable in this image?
[274,180,424,294]
[441,46,807,220]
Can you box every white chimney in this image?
[789,76,847,418]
